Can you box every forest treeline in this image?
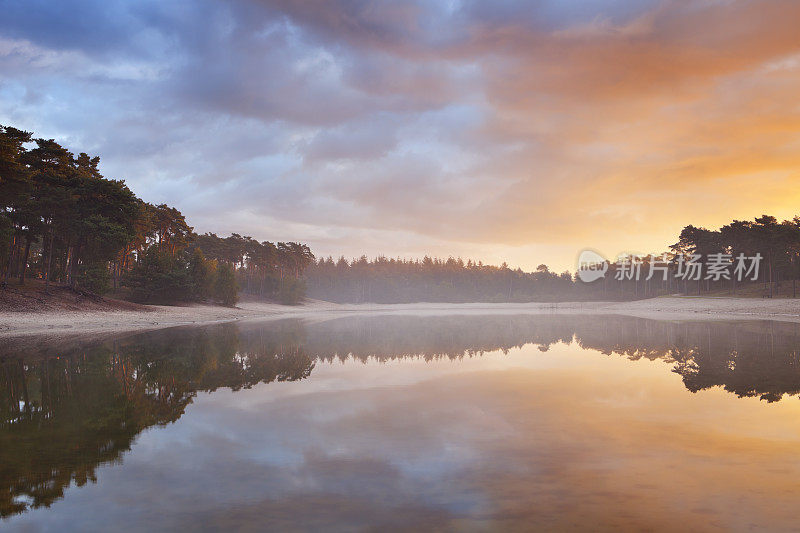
[4,123,800,306]
[668,215,800,297]
[304,214,800,302]
[0,125,314,305]
[305,256,575,303]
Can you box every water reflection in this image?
[0,322,315,518]
[2,314,800,528]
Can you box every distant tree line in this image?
[305,215,800,303]
[305,256,575,303]
[0,125,313,305]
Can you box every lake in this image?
[2,314,800,531]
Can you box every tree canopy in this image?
[0,125,313,304]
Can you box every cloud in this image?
[2,0,800,270]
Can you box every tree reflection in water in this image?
[0,321,314,518]
[1,314,799,518]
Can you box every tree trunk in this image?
[44,231,54,289]
[65,244,73,285]
[18,236,32,285]
[2,234,16,285]
[68,244,80,287]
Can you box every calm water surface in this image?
[3,314,800,531]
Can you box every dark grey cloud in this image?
[0,0,141,55]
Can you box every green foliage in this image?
[278,277,306,305]
[124,248,193,303]
[0,126,32,203]
[189,248,216,300]
[76,262,111,295]
[193,233,313,303]
[1,124,317,305]
[1,123,318,306]
[75,172,139,263]
[214,263,239,306]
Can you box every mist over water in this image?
[3,315,800,531]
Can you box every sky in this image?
[2,0,800,272]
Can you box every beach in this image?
[3,296,800,339]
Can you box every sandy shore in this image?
[3,296,800,339]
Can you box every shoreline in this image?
[3,296,800,339]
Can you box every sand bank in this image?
[3,296,800,339]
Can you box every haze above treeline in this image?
[2,124,799,305]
